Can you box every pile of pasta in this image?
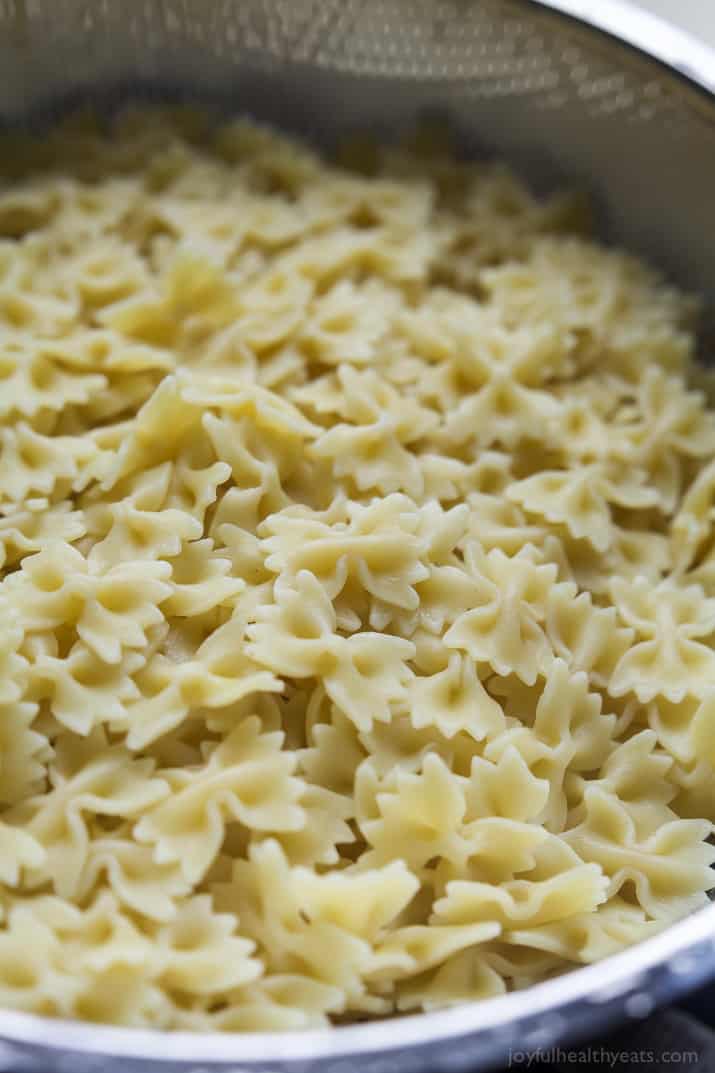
[0,108,713,1030]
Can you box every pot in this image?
[0,2,713,1069]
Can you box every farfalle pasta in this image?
[0,107,712,1030]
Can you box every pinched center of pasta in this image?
[0,109,713,1031]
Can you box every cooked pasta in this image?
[0,107,713,1029]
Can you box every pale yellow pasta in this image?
[0,108,712,1031]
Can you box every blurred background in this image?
[634,0,715,39]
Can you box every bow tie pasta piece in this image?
[622,367,715,464]
[463,498,551,560]
[0,822,45,887]
[398,289,574,395]
[199,383,322,517]
[301,700,366,797]
[203,415,289,508]
[0,423,109,503]
[274,782,354,868]
[84,470,204,569]
[575,731,675,814]
[260,494,433,621]
[129,892,260,1000]
[644,694,708,766]
[134,717,305,885]
[563,786,715,921]
[75,563,171,665]
[301,369,437,491]
[204,407,326,537]
[506,464,659,554]
[8,730,170,900]
[407,564,487,640]
[277,223,436,291]
[290,859,419,940]
[0,280,77,334]
[213,840,418,1009]
[528,661,615,772]
[556,525,671,599]
[465,746,551,829]
[545,582,634,689]
[411,308,569,435]
[438,371,562,453]
[299,167,434,234]
[28,641,144,737]
[429,832,605,935]
[444,545,557,685]
[360,713,488,785]
[302,366,438,439]
[356,749,549,880]
[0,900,87,1018]
[64,238,153,313]
[183,974,346,1031]
[182,375,320,441]
[481,237,694,381]
[0,499,86,573]
[308,625,414,733]
[569,733,682,859]
[355,754,473,872]
[396,289,496,369]
[691,692,715,771]
[0,335,106,422]
[669,760,715,824]
[138,197,249,266]
[609,576,715,703]
[226,273,313,357]
[76,837,191,922]
[0,182,63,237]
[119,614,283,750]
[154,896,262,996]
[370,921,501,988]
[409,653,505,742]
[671,457,715,573]
[495,660,614,811]
[310,416,425,500]
[78,889,164,976]
[5,541,172,665]
[101,246,238,351]
[98,377,232,514]
[297,280,400,367]
[482,663,617,833]
[546,395,632,467]
[247,570,414,732]
[209,487,275,585]
[425,160,587,292]
[502,895,662,965]
[0,699,48,806]
[0,592,28,704]
[433,863,609,932]
[181,320,261,383]
[393,947,508,1012]
[162,539,245,617]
